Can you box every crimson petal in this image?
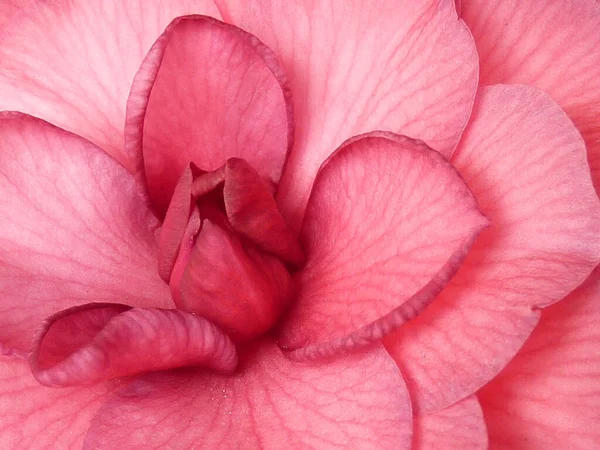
[31,303,237,387]
[126,15,293,215]
[277,132,487,358]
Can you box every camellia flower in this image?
[0,0,599,449]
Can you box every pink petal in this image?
[478,267,600,450]
[191,158,304,266]
[0,0,220,168]
[0,113,171,354]
[215,0,479,231]
[0,0,31,30]
[277,132,488,358]
[127,15,293,215]
[157,166,194,282]
[384,85,600,413]
[0,356,117,449]
[461,0,600,193]
[31,303,237,387]
[178,218,293,342]
[414,396,488,450]
[83,341,412,449]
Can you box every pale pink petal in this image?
[0,0,220,168]
[277,132,487,358]
[0,113,171,354]
[0,0,32,31]
[215,0,479,231]
[462,0,600,193]
[127,15,292,214]
[84,341,412,449]
[31,304,237,387]
[479,267,600,450]
[0,356,117,450]
[414,396,488,450]
[384,85,600,413]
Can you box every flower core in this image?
[159,158,303,342]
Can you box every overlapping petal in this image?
[277,132,487,358]
[214,0,479,230]
[31,304,237,387]
[127,15,293,214]
[479,267,600,449]
[84,341,412,449]
[461,0,600,193]
[0,0,220,168]
[0,113,171,354]
[413,396,488,450]
[384,85,600,413]
[0,357,117,450]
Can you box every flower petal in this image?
[461,0,600,193]
[384,85,600,413]
[83,341,412,449]
[215,0,479,230]
[0,0,220,168]
[478,267,600,450]
[0,113,171,354]
[0,0,31,30]
[127,15,293,215]
[277,132,487,359]
[414,396,488,450]
[31,303,237,387]
[0,356,117,450]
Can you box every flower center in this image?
[157,158,304,342]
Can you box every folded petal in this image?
[0,113,171,354]
[127,15,293,214]
[277,132,487,359]
[84,341,412,449]
[384,85,600,413]
[462,0,600,193]
[479,267,600,450]
[0,0,220,168]
[414,396,488,450]
[31,304,237,387]
[0,356,117,450]
[215,0,479,231]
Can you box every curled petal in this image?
[0,113,170,355]
[191,158,304,266]
[178,219,292,342]
[277,132,487,358]
[31,303,238,387]
[127,15,293,214]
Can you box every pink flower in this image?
[0,1,599,449]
